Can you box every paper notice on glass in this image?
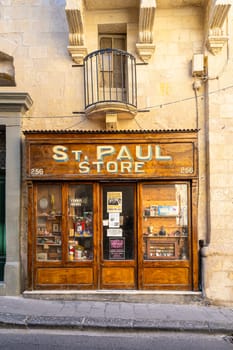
[107,192,122,213]
[109,212,120,228]
[107,228,123,237]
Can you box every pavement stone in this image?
[0,296,232,334]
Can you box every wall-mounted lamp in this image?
[192,54,209,91]
[192,54,218,90]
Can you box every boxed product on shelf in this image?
[157,205,178,216]
[37,252,47,261]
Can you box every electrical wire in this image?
[1,82,233,120]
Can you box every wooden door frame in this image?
[137,180,199,291]
[99,182,138,289]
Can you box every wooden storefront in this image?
[24,130,199,291]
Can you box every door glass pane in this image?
[36,184,62,261]
[99,35,126,90]
[100,36,113,89]
[68,185,93,261]
[113,37,126,89]
[102,185,134,260]
[100,37,112,50]
[142,184,189,261]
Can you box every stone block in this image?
[29,46,48,58]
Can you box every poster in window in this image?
[109,238,125,260]
[107,228,122,237]
[107,192,122,213]
[109,212,120,228]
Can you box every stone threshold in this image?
[23,290,203,304]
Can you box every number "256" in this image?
[180,167,193,174]
[30,168,44,176]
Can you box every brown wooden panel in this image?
[143,267,189,286]
[25,130,198,180]
[101,267,135,285]
[36,267,93,285]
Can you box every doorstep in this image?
[23,290,203,304]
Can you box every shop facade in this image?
[25,130,199,291]
[1,0,233,305]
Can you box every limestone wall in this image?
[0,2,204,131]
[203,8,233,304]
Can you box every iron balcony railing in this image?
[84,48,137,111]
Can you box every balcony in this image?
[84,49,137,120]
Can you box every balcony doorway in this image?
[99,35,126,86]
[84,33,137,117]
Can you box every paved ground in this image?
[0,296,232,334]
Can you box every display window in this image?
[36,184,62,262]
[68,184,93,261]
[35,183,94,263]
[142,184,189,261]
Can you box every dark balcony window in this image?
[84,48,137,111]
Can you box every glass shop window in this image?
[36,184,62,262]
[142,184,189,261]
[67,184,93,261]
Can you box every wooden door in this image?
[100,183,137,289]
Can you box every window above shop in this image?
[84,48,137,119]
[99,33,127,90]
[83,33,137,122]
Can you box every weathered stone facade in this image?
[0,0,232,305]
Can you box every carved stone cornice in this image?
[205,0,232,55]
[135,43,156,63]
[136,0,156,63]
[206,33,229,55]
[0,92,33,113]
[65,0,87,64]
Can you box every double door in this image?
[30,181,198,290]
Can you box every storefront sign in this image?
[27,140,195,178]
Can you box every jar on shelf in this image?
[75,246,83,260]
